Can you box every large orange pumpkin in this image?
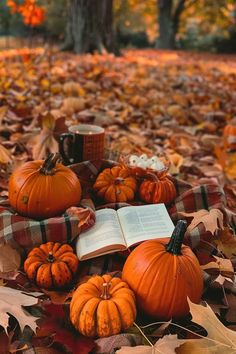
[122,220,203,320]
[24,242,79,289]
[139,170,176,205]
[8,153,82,219]
[93,165,137,203]
[70,274,136,337]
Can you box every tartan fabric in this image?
[0,199,95,253]
[1,158,235,261]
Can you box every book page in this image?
[117,204,175,247]
[76,208,126,260]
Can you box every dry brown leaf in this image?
[0,287,40,333]
[63,81,85,97]
[0,106,8,124]
[224,294,236,323]
[0,244,21,274]
[0,144,12,164]
[201,256,234,278]
[175,299,236,353]
[117,300,236,353]
[61,97,86,115]
[32,130,58,160]
[167,152,184,175]
[116,334,186,353]
[179,209,224,235]
[214,227,236,259]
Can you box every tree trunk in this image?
[156,0,185,49]
[62,0,119,54]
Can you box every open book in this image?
[75,203,175,261]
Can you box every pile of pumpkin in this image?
[23,221,203,338]
[7,153,203,338]
[8,152,176,220]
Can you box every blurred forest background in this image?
[0,0,236,54]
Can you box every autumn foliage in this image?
[7,0,45,27]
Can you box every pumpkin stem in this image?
[40,153,61,175]
[47,251,54,262]
[114,177,124,185]
[166,220,187,255]
[100,282,111,300]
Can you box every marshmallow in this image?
[150,160,165,171]
[137,161,147,168]
[129,155,139,166]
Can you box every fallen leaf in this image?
[116,334,186,353]
[179,209,224,235]
[0,287,40,333]
[61,97,86,115]
[214,227,236,259]
[0,279,6,286]
[36,303,95,354]
[201,256,234,279]
[0,144,12,164]
[167,152,184,175]
[32,130,58,160]
[0,106,8,124]
[175,299,236,353]
[224,294,236,323]
[0,244,21,274]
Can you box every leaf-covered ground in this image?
[0,48,236,353]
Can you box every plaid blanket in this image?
[1,159,234,265]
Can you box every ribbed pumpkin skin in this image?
[122,239,203,320]
[8,159,82,219]
[223,124,236,150]
[24,242,79,289]
[93,166,137,203]
[70,274,136,337]
[139,176,176,205]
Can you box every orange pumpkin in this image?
[223,120,236,151]
[122,220,203,320]
[70,274,136,337]
[93,165,137,203]
[8,153,82,220]
[139,170,176,205]
[24,242,79,289]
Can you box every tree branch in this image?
[173,0,185,25]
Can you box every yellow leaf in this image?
[40,79,50,89]
[0,279,6,287]
[0,106,8,124]
[41,112,56,131]
[167,152,184,175]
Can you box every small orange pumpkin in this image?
[93,165,137,203]
[70,274,136,337]
[139,170,176,205]
[8,153,82,220]
[24,242,79,289]
[122,220,203,320]
[223,119,236,151]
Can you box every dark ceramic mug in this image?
[59,124,105,164]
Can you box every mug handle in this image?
[59,133,74,165]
